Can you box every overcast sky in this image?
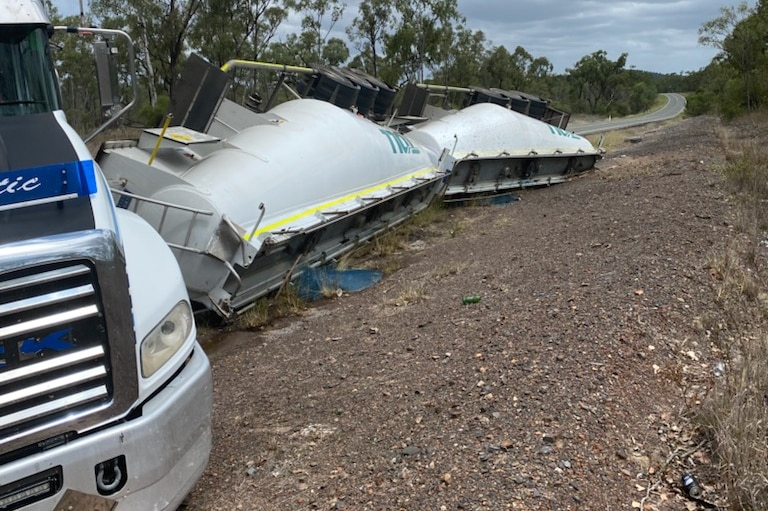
[53,0,754,75]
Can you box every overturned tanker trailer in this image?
[209,62,602,204]
[399,84,603,202]
[97,58,451,318]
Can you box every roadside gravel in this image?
[181,115,731,511]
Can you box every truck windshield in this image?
[0,25,61,116]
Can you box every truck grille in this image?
[0,261,112,440]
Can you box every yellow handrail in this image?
[148,113,173,166]
[417,83,472,94]
[220,59,314,74]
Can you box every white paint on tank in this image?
[405,103,596,158]
[148,98,440,246]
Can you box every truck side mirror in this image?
[54,25,137,142]
[93,39,120,109]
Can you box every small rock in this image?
[542,434,558,444]
[401,445,421,456]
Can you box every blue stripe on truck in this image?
[0,159,97,209]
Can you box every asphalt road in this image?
[573,93,687,135]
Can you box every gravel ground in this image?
[180,115,732,511]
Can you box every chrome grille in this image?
[0,262,112,440]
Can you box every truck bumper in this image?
[0,344,212,511]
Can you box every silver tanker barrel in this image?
[98,98,449,317]
[404,100,602,201]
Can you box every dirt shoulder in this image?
[182,115,730,511]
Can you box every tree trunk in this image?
[140,26,158,107]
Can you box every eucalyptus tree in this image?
[430,27,487,87]
[285,0,347,65]
[480,45,514,89]
[189,0,289,67]
[627,80,657,113]
[384,0,464,84]
[700,1,768,110]
[508,46,535,89]
[255,0,348,107]
[346,0,393,77]
[567,50,628,114]
[187,0,290,105]
[321,37,350,66]
[262,32,348,68]
[527,56,554,90]
[476,45,552,93]
[698,2,753,53]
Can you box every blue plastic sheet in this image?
[296,266,383,300]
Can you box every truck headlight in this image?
[140,300,193,378]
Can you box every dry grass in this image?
[696,119,768,510]
[234,199,449,328]
[585,120,677,154]
[586,128,641,152]
[341,228,406,267]
[432,262,468,280]
[340,199,446,268]
[393,284,427,306]
[698,334,768,509]
[404,198,446,229]
[236,284,307,330]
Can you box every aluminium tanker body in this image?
[198,63,600,205]
[98,98,450,317]
[404,102,602,201]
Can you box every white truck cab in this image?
[0,2,212,509]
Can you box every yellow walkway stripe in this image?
[247,166,440,240]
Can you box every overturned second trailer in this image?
[398,84,603,202]
[405,102,601,201]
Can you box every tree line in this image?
[689,0,768,118]
[43,0,687,132]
